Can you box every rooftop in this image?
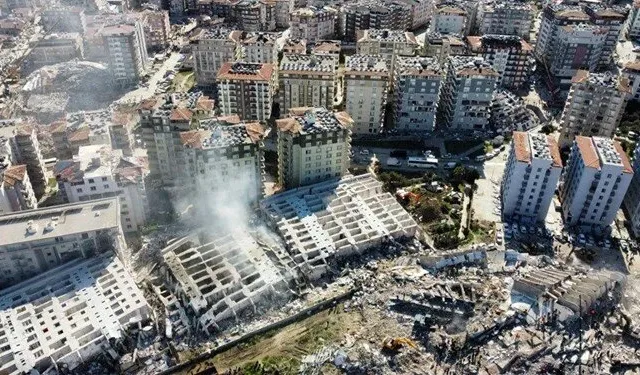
[436,4,466,15]
[2,164,27,187]
[216,62,275,81]
[449,56,499,77]
[512,131,562,167]
[571,70,630,93]
[345,54,389,77]
[180,122,265,149]
[280,54,338,74]
[466,35,533,53]
[276,107,352,136]
[357,29,418,45]
[0,198,120,247]
[99,24,136,37]
[240,31,278,45]
[312,40,341,55]
[395,56,443,77]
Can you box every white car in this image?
[360,149,370,156]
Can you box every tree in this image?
[378,172,409,192]
[417,199,442,223]
[540,124,556,135]
[451,166,480,185]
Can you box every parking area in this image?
[471,147,508,223]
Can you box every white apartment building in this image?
[216,62,276,122]
[480,2,533,40]
[628,0,640,40]
[624,144,640,236]
[0,164,37,214]
[179,121,266,201]
[100,23,148,87]
[622,61,640,101]
[54,144,148,233]
[560,136,634,232]
[192,29,242,91]
[356,29,418,70]
[0,253,150,375]
[344,55,390,134]
[0,198,124,288]
[290,6,336,43]
[559,70,630,147]
[393,57,443,132]
[238,32,278,64]
[279,54,339,116]
[439,56,498,130]
[429,5,467,35]
[276,107,352,188]
[501,132,563,223]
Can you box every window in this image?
[103,184,109,189]
[88,178,94,184]
[90,186,97,191]
[101,177,107,182]
[77,188,83,193]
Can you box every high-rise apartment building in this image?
[290,6,336,43]
[0,198,124,288]
[479,2,533,40]
[9,123,46,198]
[621,62,640,102]
[340,1,412,42]
[429,4,467,35]
[276,107,352,188]
[439,56,498,130]
[501,132,562,223]
[356,29,418,70]
[560,136,633,232]
[100,23,148,87]
[216,62,276,122]
[400,0,433,30]
[54,144,148,233]
[238,32,278,64]
[139,92,215,187]
[192,29,242,92]
[234,0,276,32]
[628,0,640,40]
[0,164,37,214]
[392,57,443,132]
[179,122,266,200]
[41,6,86,33]
[279,54,339,116]
[559,70,629,147]
[274,0,293,28]
[129,9,171,52]
[424,33,467,65]
[344,55,390,134]
[623,143,640,237]
[466,35,532,90]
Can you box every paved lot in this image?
[471,148,508,223]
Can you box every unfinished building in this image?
[260,173,419,279]
[159,233,293,334]
[0,253,150,375]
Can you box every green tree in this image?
[540,124,556,135]
[417,199,442,223]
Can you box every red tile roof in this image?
[2,164,27,187]
[614,141,634,174]
[170,108,193,122]
[575,136,600,170]
[547,136,563,168]
[512,131,530,163]
[216,62,275,81]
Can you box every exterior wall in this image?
[217,79,274,122]
[480,5,533,40]
[242,43,278,64]
[278,129,350,188]
[192,38,238,90]
[290,7,335,43]
[28,36,83,68]
[622,67,640,102]
[559,79,627,147]
[550,25,604,79]
[393,73,442,131]
[9,129,46,198]
[628,5,640,40]
[345,75,389,134]
[502,149,561,223]
[429,13,466,35]
[356,38,417,70]
[41,8,85,33]
[624,145,640,236]
[0,173,37,214]
[103,24,147,87]
[279,73,336,115]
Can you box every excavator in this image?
[381,337,418,354]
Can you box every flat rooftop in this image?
[357,29,417,44]
[395,56,443,77]
[0,253,149,374]
[180,122,265,149]
[276,107,352,136]
[0,198,120,247]
[345,54,389,76]
[260,174,418,279]
[280,54,338,74]
[571,70,630,93]
[449,56,498,77]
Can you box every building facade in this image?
[424,33,467,65]
[624,143,640,237]
[276,107,352,188]
[238,32,278,64]
[628,0,640,40]
[559,70,629,147]
[0,164,37,214]
[0,198,124,288]
[41,7,86,33]
[9,123,46,199]
[54,144,148,233]
[100,23,148,87]
[439,56,498,130]
[26,33,83,70]
[279,54,339,116]
[393,57,443,132]
[501,132,562,223]
[429,5,467,35]
[621,61,640,102]
[560,136,633,232]
[340,1,412,42]
[479,2,533,40]
[192,29,242,92]
[216,62,276,122]
[466,35,532,90]
[290,6,336,43]
[344,55,390,134]
[356,29,418,70]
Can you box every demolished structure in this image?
[260,173,419,280]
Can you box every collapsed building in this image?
[0,253,150,375]
[511,267,625,322]
[158,232,294,334]
[260,173,419,280]
[490,90,538,133]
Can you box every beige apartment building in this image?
[344,55,390,134]
[356,29,418,70]
[276,107,352,188]
[290,6,336,43]
[279,54,339,116]
[192,29,242,91]
[216,62,276,122]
